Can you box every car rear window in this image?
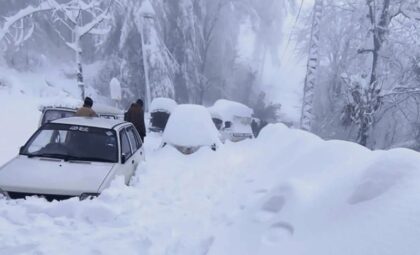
[42,109,75,125]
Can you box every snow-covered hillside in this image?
[1,89,420,254]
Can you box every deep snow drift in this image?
[1,91,420,254]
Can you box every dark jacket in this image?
[126,103,146,139]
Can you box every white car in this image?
[162,104,221,154]
[0,117,144,201]
[208,99,254,142]
[39,104,124,127]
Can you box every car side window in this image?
[120,129,132,159]
[133,127,143,148]
[133,126,143,148]
[126,126,141,151]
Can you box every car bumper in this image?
[229,133,253,142]
[1,190,99,202]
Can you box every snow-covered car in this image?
[149,97,177,133]
[209,99,254,142]
[162,104,221,154]
[0,117,144,201]
[39,104,124,127]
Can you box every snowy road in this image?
[1,97,420,255]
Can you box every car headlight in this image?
[79,193,99,201]
[0,188,9,199]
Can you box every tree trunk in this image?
[75,35,85,100]
[358,0,391,146]
[358,118,369,146]
[300,0,323,131]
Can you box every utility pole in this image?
[300,0,323,131]
[139,0,155,113]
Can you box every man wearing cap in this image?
[75,97,98,117]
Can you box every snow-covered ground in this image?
[1,87,420,254]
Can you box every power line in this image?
[280,0,305,66]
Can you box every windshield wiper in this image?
[26,154,115,163]
[27,153,69,160]
[66,156,115,163]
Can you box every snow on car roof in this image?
[163,104,221,147]
[208,99,253,121]
[150,97,177,113]
[52,117,126,129]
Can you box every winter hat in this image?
[84,97,93,107]
[136,99,144,107]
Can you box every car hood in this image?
[0,156,114,196]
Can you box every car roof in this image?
[163,104,221,147]
[208,99,253,121]
[150,97,177,113]
[40,104,124,115]
[52,117,127,129]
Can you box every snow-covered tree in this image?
[0,0,115,99]
[94,0,177,108]
[296,0,420,148]
[1,0,294,113]
[137,0,176,109]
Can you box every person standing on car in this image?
[125,99,146,141]
[76,97,97,117]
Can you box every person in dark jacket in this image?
[76,97,97,117]
[251,118,259,138]
[125,99,146,141]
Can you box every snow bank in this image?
[162,104,220,147]
[0,65,109,107]
[0,93,40,166]
[0,65,77,99]
[1,102,420,254]
[208,125,420,255]
[209,99,253,121]
[150,97,177,113]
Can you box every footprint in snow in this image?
[262,221,294,244]
[255,195,286,223]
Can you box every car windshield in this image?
[22,123,118,163]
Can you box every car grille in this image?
[174,145,200,155]
[7,192,75,202]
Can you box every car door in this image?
[119,128,135,183]
[125,126,144,172]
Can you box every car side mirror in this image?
[121,154,127,164]
[19,146,24,155]
[211,144,217,151]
